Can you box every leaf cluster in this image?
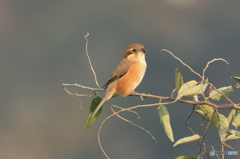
[158,69,239,159]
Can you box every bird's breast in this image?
[116,60,147,96]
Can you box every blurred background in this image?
[1,0,240,158]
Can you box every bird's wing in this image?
[102,59,133,90]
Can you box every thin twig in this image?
[223,142,240,153]
[202,142,210,159]
[202,58,229,83]
[98,115,111,159]
[199,109,216,156]
[109,104,157,144]
[63,83,102,92]
[63,85,92,97]
[111,104,140,119]
[211,146,220,159]
[198,113,207,135]
[185,105,196,134]
[84,32,100,88]
[198,114,210,159]
[98,104,157,159]
[222,143,224,159]
[161,49,202,79]
[185,105,209,158]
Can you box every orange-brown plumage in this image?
[116,61,146,96]
[89,43,147,121]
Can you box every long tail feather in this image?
[88,90,115,121]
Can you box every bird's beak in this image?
[141,49,146,53]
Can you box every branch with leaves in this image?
[63,33,240,159]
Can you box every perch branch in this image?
[63,84,240,110]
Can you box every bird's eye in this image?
[132,49,136,52]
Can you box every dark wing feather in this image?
[102,71,127,90]
[102,59,133,90]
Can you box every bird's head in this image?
[124,43,146,62]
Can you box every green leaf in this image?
[173,134,201,147]
[175,156,197,159]
[226,129,240,140]
[157,105,174,142]
[227,109,236,123]
[199,105,220,130]
[84,96,103,129]
[232,76,240,82]
[184,84,203,99]
[228,129,240,136]
[111,93,119,98]
[225,134,240,141]
[200,78,208,94]
[197,105,229,141]
[178,80,198,94]
[209,86,233,101]
[195,109,210,122]
[232,112,240,129]
[176,80,198,100]
[219,114,229,141]
[175,68,184,93]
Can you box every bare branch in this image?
[185,105,209,158]
[198,114,207,135]
[223,142,240,153]
[161,49,202,79]
[63,83,240,110]
[111,104,140,119]
[63,83,102,92]
[222,142,224,159]
[211,146,220,159]
[97,103,157,159]
[84,32,100,88]
[185,105,196,134]
[63,85,92,97]
[98,114,111,159]
[199,109,216,156]
[130,92,174,100]
[109,104,157,143]
[202,58,229,83]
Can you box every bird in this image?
[89,43,147,121]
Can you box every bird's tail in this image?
[88,89,115,122]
